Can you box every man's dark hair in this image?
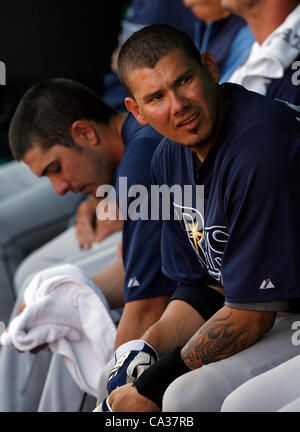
[9,78,118,160]
[118,24,202,98]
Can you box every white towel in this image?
[229,5,300,95]
[1,264,116,398]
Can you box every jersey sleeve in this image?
[123,218,176,302]
[221,125,300,304]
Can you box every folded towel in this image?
[1,264,116,398]
[229,5,300,95]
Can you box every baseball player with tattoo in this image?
[97,24,300,412]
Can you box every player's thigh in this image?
[163,314,300,412]
[221,354,300,412]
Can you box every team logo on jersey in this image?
[173,202,229,283]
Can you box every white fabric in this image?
[229,5,300,95]
[0,264,116,398]
[114,339,158,360]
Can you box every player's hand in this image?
[75,197,98,249]
[107,383,160,412]
[76,197,122,249]
[106,340,158,395]
[93,213,122,245]
[15,301,49,354]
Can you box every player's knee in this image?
[161,371,214,412]
[221,387,248,411]
[162,375,193,412]
[221,377,264,412]
[163,365,232,412]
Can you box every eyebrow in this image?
[142,68,193,102]
[142,90,163,102]
[174,68,193,87]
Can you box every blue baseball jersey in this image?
[152,83,300,305]
[115,113,176,302]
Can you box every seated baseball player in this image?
[97,24,300,412]
[2,78,176,411]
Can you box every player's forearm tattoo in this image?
[181,309,250,370]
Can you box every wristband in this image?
[134,346,190,408]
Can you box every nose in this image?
[170,91,188,116]
[49,176,71,196]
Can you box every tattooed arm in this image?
[181,305,276,369]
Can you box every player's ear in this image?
[125,97,149,126]
[201,52,220,83]
[71,120,98,147]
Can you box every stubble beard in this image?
[221,0,258,16]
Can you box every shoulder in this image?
[152,136,185,161]
[223,121,300,185]
[151,136,169,164]
[223,84,300,149]
[123,113,162,145]
[151,137,169,183]
[151,137,185,182]
[122,115,163,163]
[220,87,300,176]
[119,119,163,186]
[267,55,300,105]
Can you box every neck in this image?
[108,112,128,164]
[242,1,297,45]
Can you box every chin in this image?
[182,137,208,149]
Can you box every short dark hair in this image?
[118,24,202,97]
[9,78,118,160]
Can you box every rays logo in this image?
[173,202,229,283]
